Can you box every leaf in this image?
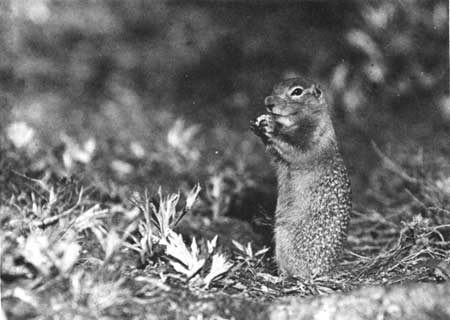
[165,233,191,265]
[207,235,218,254]
[165,233,205,278]
[190,237,199,261]
[169,258,204,279]
[246,242,253,257]
[203,253,233,286]
[255,247,270,257]
[232,240,245,252]
[186,184,201,210]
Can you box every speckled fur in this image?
[251,77,351,278]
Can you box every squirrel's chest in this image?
[276,168,319,214]
[275,165,349,221]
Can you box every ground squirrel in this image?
[251,77,351,278]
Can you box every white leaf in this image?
[207,235,218,254]
[186,184,201,210]
[246,242,253,257]
[190,237,199,260]
[203,253,233,285]
[231,240,244,252]
[255,247,270,256]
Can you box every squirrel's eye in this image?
[290,87,304,96]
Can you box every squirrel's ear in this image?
[312,85,322,98]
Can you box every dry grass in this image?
[1,122,449,319]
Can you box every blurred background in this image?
[1,0,449,217]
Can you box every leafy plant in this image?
[165,234,205,279]
[232,240,269,262]
[203,253,233,287]
[129,185,201,262]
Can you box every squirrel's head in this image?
[264,77,327,123]
[264,77,337,154]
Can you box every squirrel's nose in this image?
[264,96,274,106]
[265,95,284,111]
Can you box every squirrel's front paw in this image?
[251,114,276,143]
[252,114,275,132]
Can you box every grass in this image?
[1,118,449,319]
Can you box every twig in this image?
[371,141,419,185]
[32,187,84,228]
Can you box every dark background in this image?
[1,0,449,209]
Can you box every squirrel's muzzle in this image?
[265,95,286,113]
